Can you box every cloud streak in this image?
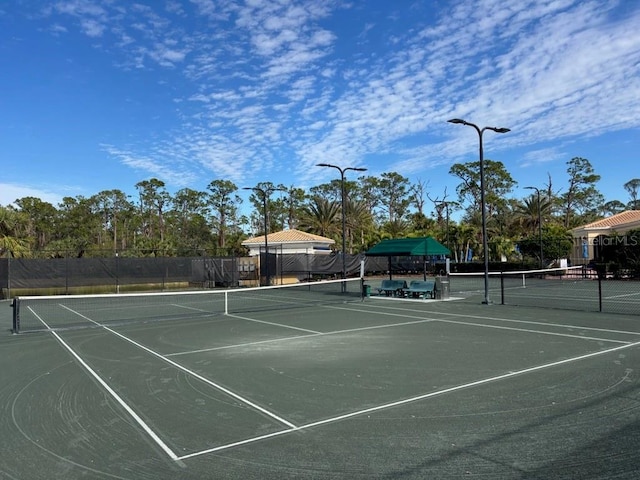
[8,0,640,203]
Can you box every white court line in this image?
[60,305,296,428]
[226,313,322,334]
[326,304,629,344]
[28,306,180,461]
[355,303,640,337]
[432,318,630,344]
[177,338,640,460]
[604,292,640,300]
[169,300,629,358]
[167,314,436,357]
[57,305,297,450]
[166,333,318,357]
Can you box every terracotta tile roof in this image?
[578,210,640,229]
[242,229,335,245]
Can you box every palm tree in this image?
[298,196,341,239]
[450,223,478,263]
[345,199,373,253]
[380,218,409,239]
[0,206,30,257]
[515,194,553,235]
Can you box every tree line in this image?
[1,157,639,265]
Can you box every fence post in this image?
[7,255,11,300]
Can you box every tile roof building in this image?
[241,229,335,256]
[570,210,640,264]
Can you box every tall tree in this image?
[246,182,288,235]
[171,187,210,254]
[56,196,101,256]
[283,186,306,230]
[207,180,241,252]
[135,178,171,251]
[14,197,58,251]
[560,157,602,228]
[409,179,429,215]
[602,200,626,216]
[624,178,640,210]
[373,172,411,223]
[449,159,516,219]
[92,189,134,253]
[0,206,30,257]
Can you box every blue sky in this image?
[1,0,639,217]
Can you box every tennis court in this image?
[2,277,640,479]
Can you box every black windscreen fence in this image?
[4,257,227,292]
[0,259,7,288]
[2,255,639,316]
[1,253,450,295]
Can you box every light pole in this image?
[317,163,367,284]
[243,185,287,286]
[448,118,510,304]
[525,186,544,269]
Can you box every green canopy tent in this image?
[365,237,450,280]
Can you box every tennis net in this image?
[12,277,363,333]
[448,266,590,307]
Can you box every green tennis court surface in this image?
[2,278,640,479]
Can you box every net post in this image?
[224,291,229,315]
[598,276,603,312]
[500,272,505,305]
[11,297,19,334]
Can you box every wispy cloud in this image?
[0,183,64,207]
[20,0,640,196]
[101,145,199,186]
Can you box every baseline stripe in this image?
[178,339,640,460]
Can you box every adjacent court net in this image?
[12,277,362,333]
[448,266,597,308]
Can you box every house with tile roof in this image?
[570,210,640,264]
[241,229,335,256]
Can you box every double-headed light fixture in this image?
[447,118,510,304]
[243,184,287,286]
[317,163,367,284]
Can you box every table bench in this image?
[376,279,407,297]
[402,280,436,299]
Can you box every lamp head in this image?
[447,118,467,125]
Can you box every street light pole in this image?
[525,186,544,269]
[448,118,510,304]
[317,163,367,284]
[243,185,287,286]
